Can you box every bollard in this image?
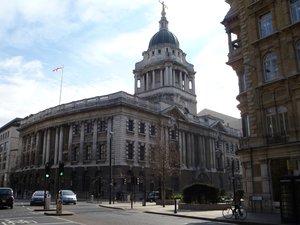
[174,199,177,213]
[90,195,94,202]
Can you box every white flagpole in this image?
[58,66,64,105]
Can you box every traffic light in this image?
[123,178,127,185]
[45,163,50,178]
[136,177,140,185]
[59,161,64,177]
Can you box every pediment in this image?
[161,105,188,121]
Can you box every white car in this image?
[59,190,77,205]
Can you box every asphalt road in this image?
[0,200,237,225]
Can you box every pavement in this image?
[97,201,282,225]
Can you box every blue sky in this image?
[0,0,240,127]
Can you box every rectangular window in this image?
[242,114,250,137]
[150,125,156,136]
[85,122,93,134]
[72,145,79,161]
[259,13,273,38]
[97,142,106,161]
[266,106,288,138]
[139,144,145,161]
[73,124,80,136]
[139,122,145,134]
[85,145,92,160]
[97,120,106,133]
[126,141,134,160]
[127,119,134,132]
[290,0,300,23]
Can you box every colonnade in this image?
[135,67,195,94]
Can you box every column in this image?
[79,122,85,162]
[160,69,163,87]
[180,71,183,89]
[152,70,155,89]
[46,129,51,163]
[184,74,188,90]
[54,127,59,165]
[92,120,98,161]
[178,130,183,168]
[42,129,47,164]
[58,126,63,163]
[182,131,186,168]
[35,131,40,166]
[68,124,73,163]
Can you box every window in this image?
[240,70,247,92]
[126,141,134,160]
[138,143,145,161]
[85,122,93,134]
[150,125,156,136]
[242,114,250,137]
[139,122,145,134]
[127,119,134,132]
[263,52,278,81]
[266,106,288,137]
[296,41,300,71]
[290,0,300,23]
[97,142,106,161]
[85,145,92,161]
[97,120,106,133]
[72,145,79,161]
[259,13,273,38]
[73,124,80,136]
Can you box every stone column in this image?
[92,120,98,161]
[79,122,85,163]
[46,129,51,163]
[160,69,163,87]
[182,131,186,168]
[152,70,155,89]
[42,129,47,164]
[68,124,73,164]
[58,126,63,163]
[178,130,183,168]
[35,131,40,166]
[54,127,59,165]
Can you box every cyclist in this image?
[233,192,243,216]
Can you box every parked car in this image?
[0,187,14,209]
[59,190,77,205]
[146,191,160,202]
[30,190,51,206]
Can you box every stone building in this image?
[0,118,21,187]
[12,5,241,200]
[222,0,300,213]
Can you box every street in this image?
[0,200,238,225]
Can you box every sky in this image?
[0,0,240,127]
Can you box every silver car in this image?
[59,190,77,205]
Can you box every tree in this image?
[149,117,181,207]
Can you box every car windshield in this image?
[0,189,12,195]
[34,191,45,196]
[62,190,75,195]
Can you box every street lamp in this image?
[109,130,114,204]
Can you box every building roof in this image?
[0,118,22,133]
[198,108,241,131]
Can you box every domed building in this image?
[12,5,241,201]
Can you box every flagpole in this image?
[59,66,64,105]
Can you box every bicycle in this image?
[222,205,247,220]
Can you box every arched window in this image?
[290,0,300,23]
[296,41,300,71]
[263,52,278,81]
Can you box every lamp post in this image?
[109,130,113,204]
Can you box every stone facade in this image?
[0,118,21,187]
[12,6,242,201]
[222,0,300,213]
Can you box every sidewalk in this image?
[98,201,282,225]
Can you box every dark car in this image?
[0,187,14,209]
[146,191,160,202]
[59,190,77,205]
[30,190,51,206]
